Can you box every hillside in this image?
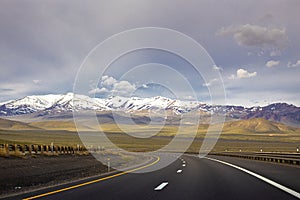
[29,121,78,131]
[221,118,300,134]
[0,118,41,130]
[1,116,299,136]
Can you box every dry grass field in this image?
[0,117,299,153]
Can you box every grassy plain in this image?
[0,117,299,153]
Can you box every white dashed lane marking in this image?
[154,182,169,191]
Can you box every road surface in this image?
[6,153,300,200]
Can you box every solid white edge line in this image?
[154,182,168,191]
[205,157,300,199]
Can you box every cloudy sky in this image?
[1,0,299,106]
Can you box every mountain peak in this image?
[0,94,299,127]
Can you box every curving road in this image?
[6,154,300,200]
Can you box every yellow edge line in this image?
[23,156,160,200]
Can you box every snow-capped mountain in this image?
[0,93,108,116]
[104,96,201,114]
[0,93,201,116]
[0,93,299,126]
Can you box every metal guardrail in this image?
[0,143,88,157]
[210,152,300,166]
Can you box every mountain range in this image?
[0,93,299,127]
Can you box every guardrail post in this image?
[50,142,54,154]
[41,145,44,155]
[33,145,37,154]
[21,145,25,154]
[38,145,42,154]
[14,144,18,154]
[8,144,13,152]
[4,144,9,156]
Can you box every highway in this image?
[7,154,300,200]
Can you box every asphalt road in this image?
[7,154,300,200]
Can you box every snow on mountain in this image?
[0,93,199,115]
[0,93,108,115]
[47,93,109,112]
[0,93,299,127]
[4,94,63,110]
[104,96,200,114]
[0,94,65,115]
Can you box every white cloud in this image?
[217,24,288,55]
[212,65,223,71]
[228,74,236,80]
[237,69,257,78]
[270,50,281,57]
[288,60,300,68]
[32,79,42,84]
[88,87,108,95]
[229,68,257,79]
[203,78,219,87]
[142,84,149,88]
[88,76,136,96]
[101,76,117,87]
[247,52,254,56]
[181,95,196,101]
[266,60,280,68]
[112,81,136,96]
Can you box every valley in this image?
[0,117,299,154]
